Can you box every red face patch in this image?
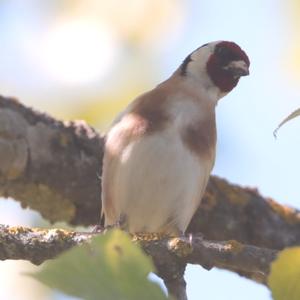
[207,41,250,92]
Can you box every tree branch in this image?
[0,224,277,286]
[0,95,299,253]
[163,277,187,300]
[0,95,103,225]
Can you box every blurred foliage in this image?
[27,230,167,300]
[76,0,184,44]
[0,0,185,131]
[71,82,151,130]
[287,0,300,78]
[268,247,300,300]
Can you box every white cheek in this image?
[186,42,226,101]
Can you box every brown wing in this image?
[101,87,171,225]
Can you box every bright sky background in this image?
[0,1,300,299]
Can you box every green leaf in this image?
[273,108,300,138]
[27,230,167,300]
[268,247,300,300]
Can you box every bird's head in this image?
[180,41,250,97]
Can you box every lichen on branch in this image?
[0,224,277,285]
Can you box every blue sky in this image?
[0,1,299,299]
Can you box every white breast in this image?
[104,97,215,234]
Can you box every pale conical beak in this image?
[223,60,250,77]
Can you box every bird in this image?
[101,41,250,236]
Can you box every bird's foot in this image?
[167,232,204,257]
[91,224,105,233]
[185,232,204,244]
[90,223,121,234]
